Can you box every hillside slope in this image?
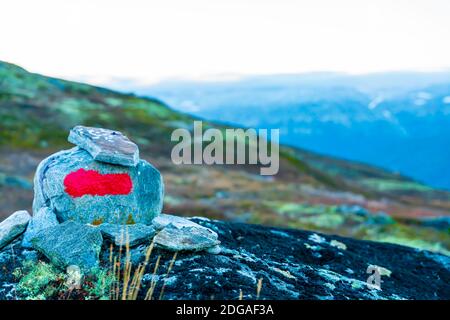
[0,61,449,255]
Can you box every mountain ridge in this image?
[137,72,450,190]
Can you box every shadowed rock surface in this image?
[1,218,448,300]
[98,223,156,246]
[31,221,103,271]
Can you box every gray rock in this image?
[0,210,31,250]
[31,221,103,271]
[32,147,164,225]
[152,214,219,252]
[154,223,220,252]
[68,125,139,167]
[152,213,200,230]
[98,223,156,246]
[22,207,59,248]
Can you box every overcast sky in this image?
[1,0,450,85]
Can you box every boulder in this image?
[33,146,164,225]
[22,206,59,248]
[68,125,139,167]
[152,213,201,230]
[31,221,103,271]
[98,223,156,246]
[154,221,220,252]
[0,210,30,250]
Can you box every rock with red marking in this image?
[68,125,139,167]
[33,146,163,225]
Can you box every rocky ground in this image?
[1,217,449,300]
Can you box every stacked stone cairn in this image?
[0,126,220,271]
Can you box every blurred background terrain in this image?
[126,72,450,190]
[1,61,449,255]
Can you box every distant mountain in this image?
[133,72,450,190]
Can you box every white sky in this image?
[1,0,450,85]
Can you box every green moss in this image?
[297,213,345,229]
[361,223,450,256]
[15,261,64,300]
[83,268,115,300]
[104,97,123,107]
[14,261,117,300]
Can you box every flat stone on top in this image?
[68,125,139,167]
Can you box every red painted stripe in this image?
[64,168,132,198]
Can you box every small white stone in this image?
[308,233,326,244]
[206,245,222,255]
[330,240,347,250]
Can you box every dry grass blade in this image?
[115,227,125,300]
[108,231,159,300]
[256,278,263,299]
[145,255,161,300]
[158,252,178,300]
[129,239,156,300]
[121,227,132,300]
